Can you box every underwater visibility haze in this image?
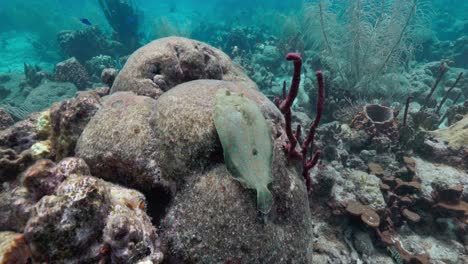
[0,0,467,263]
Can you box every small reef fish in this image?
[127,17,136,24]
[79,18,92,26]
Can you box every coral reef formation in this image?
[25,174,162,263]
[22,81,77,113]
[48,90,102,160]
[23,63,47,88]
[76,91,164,190]
[101,68,118,88]
[54,57,90,90]
[85,55,116,80]
[0,108,14,130]
[111,37,257,98]
[57,27,122,62]
[161,164,313,263]
[0,33,466,264]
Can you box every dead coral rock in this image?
[368,162,384,177]
[313,164,338,197]
[22,157,91,201]
[94,86,110,97]
[54,157,90,177]
[21,159,59,201]
[346,129,371,151]
[111,37,257,98]
[150,80,279,184]
[24,63,47,88]
[161,163,313,263]
[25,176,111,263]
[0,186,35,232]
[101,68,118,87]
[103,204,163,263]
[84,55,115,79]
[24,175,162,263]
[103,184,163,264]
[413,157,468,202]
[415,116,468,169]
[352,230,378,257]
[54,57,90,90]
[0,113,41,152]
[0,148,33,182]
[370,136,392,153]
[445,100,468,126]
[312,220,362,263]
[333,170,387,211]
[351,104,399,141]
[49,90,102,160]
[75,92,165,191]
[401,229,465,263]
[0,108,14,130]
[0,232,32,264]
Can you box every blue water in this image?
[0,0,465,70]
[0,0,466,117]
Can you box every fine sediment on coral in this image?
[75,92,165,190]
[77,72,313,261]
[111,37,258,98]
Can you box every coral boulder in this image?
[111,37,257,98]
[75,92,164,190]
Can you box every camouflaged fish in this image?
[213,89,274,214]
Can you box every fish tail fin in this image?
[257,187,273,214]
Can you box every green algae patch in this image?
[31,140,52,159]
[36,110,51,136]
[213,89,274,213]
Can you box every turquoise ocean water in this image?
[0,1,467,263]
